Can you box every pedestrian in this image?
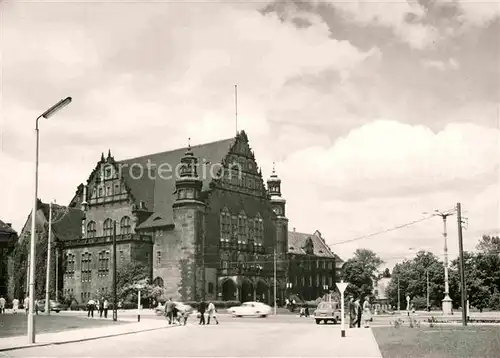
[103,298,109,318]
[34,299,39,315]
[207,301,218,325]
[99,297,104,318]
[24,296,29,314]
[172,302,179,324]
[0,296,5,314]
[348,297,355,328]
[165,298,174,324]
[354,298,361,328]
[198,300,206,325]
[362,297,372,328]
[304,305,310,317]
[87,298,96,318]
[12,298,19,314]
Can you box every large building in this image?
[13,131,343,304]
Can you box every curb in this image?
[0,324,177,352]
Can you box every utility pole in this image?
[457,203,467,326]
[273,249,277,316]
[44,202,53,315]
[434,209,455,315]
[112,221,117,321]
[426,270,430,310]
[397,277,400,313]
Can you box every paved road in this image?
[4,316,382,357]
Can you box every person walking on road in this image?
[24,296,29,314]
[207,301,218,325]
[0,296,5,314]
[198,300,207,325]
[87,298,96,318]
[348,297,355,328]
[12,298,19,314]
[98,298,104,318]
[165,298,174,324]
[362,297,372,328]
[103,298,109,318]
[353,298,361,328]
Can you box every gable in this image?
[211,132,268,198]
[288,230,337,258]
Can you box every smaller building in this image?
[0,219,18,297]
[372,277,391,311]
[286,229,343,302]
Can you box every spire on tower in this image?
[107,149,111,158]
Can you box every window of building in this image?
[119,250,124,265]
[87,221,96,238]
[120,216,131,235]
[254,214,263,246]
[153,277,164,287]
[156,251,161,267]
[98,251,109,277]
[92,188,97,198]
[328,262,333,270]
[322,276,326,286]
[231,215,238,242]
[98,187,103,197]
[220,252,229,271]
[103,219,113,237]
[238,211,247,244]
[65,253,75,278]
[238,253,246,269]
[316,274,320,286]
[106,186,111,196]
[208,282,214,294]
[328,276,332,287]
[220,208,231,242]
[81,252,92,283]
[114,183,120,194]
[316,261,319,269]
[145,252,150,265]
[309,276,313,286]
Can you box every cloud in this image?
[455,0,500,27]
[319,0,439,49]
[422,57,460,70]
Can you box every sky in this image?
[0,0,499,270]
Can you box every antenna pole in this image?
[235,84,238,135]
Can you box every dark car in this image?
[36,299,64,313]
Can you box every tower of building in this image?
[172,140,206,301]
[267,163,288,276]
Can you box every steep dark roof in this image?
[119,137,235,225]
[288,230,341,260]
[39,202,84,242]
[0,219,17,246]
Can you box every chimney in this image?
[6,223,11,227]
[139,201,145,210]
[293,227,296,232]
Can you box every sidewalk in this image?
[0,319,176,352]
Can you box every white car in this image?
[227,301,272,317]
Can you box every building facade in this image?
[13,131,344,304]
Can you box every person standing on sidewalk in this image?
[103,298,109,318]
[354,298,361,328]
[99,297,104,318]
[24,296,29,314]
[0,296,5,314]
[207,301,218,325]
[198,300,207,325]
[348,297,355,328]
[12,298,19,314]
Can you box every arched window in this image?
[87,221,96,238]
[103,219,113,237]
[220,208,231,242]
[120,216,131,234]
[65,253,75,278]
[153,277,164,287]
[238,211,247,244]
[254,213,263,246]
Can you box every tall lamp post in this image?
[28,97,72,344]
[433,209,455,315]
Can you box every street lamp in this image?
[424,209,455,315]
[28,97,72,344]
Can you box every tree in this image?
[116,261,165,303]
[386,251,444,309]
[382,268,391,278]
[476,235,500,254]
[341,249,384,300]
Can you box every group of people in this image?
[0,296,31,314]
[163,298,219,326]
[348,296,372,328]
[86,297,109,318]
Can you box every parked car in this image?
[227,301,272,317]
[154,302,195,316]
[313,301,341,324]
[36,299,64,313]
